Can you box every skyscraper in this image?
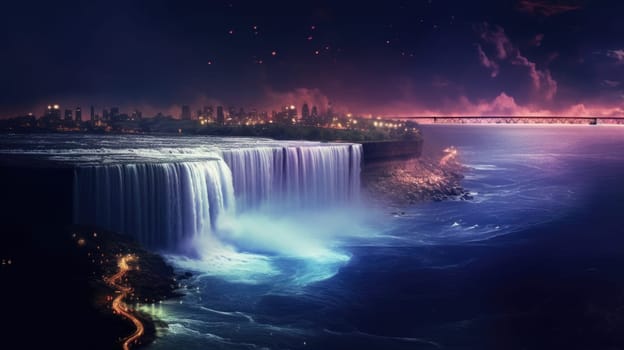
[45,104,62,120]
[203,105,214,119]
[64,109,73,121]
[302,103,310,118]
[181,105,191,120]
[75,107,82,122]
[302,103,310,124]
[132,109,142,120]
[216,106,224,125]
[90,105,95,123]
[110,107,119,120]
[287,105,297,121]
[325,102,333,126]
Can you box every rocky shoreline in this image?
[362,148,472,205]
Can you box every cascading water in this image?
[73,143,362,253]
[73,160,235,252]
[221,144,361,210]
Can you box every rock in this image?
[461,193,474,200]
[361,156,470,204]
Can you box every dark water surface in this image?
[146,125,624,350]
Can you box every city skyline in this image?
[2,1,623,118]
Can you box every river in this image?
[143,125,624,350]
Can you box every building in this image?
[181,105,191,120]
[302,103,310,119]
[226,106,236,123]
[131,110,142,120]
[90,105,96,123]
[110,107,119,120]
[45,104,62,120]
[301,103,310,124]
[203,106,214,119]
[64,109,73,121]
[75,107,82,122]
[286,105,297,122]
[325,102,334,126]
[216,106,224,125]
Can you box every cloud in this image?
[453,93,550,116]
[263,87,331,112]
[380,92,624,118]
[479,25,512,59]
[512,54,558,99]
[432,76,453,88]
[477,24,558,100]
[517,0,582,16]
[531,33,545,47]
[607,49,624,63]
[602,80,621,88]
[476,45,500,77]
[560,103,624,117]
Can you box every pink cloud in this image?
[477,24,558,100]
[531,33,545,47]
[517,0,582,16]
[602,80,621,88]
[477,44,500,77]
[432,76,452,88]
[451,93,550,116]
[263,87,331,112]
[372,92,623,118]
[479,25,512,59]
[607,49,624,63]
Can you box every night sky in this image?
[1,0,623,117]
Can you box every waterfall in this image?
[220,144,361,210]
[73,143,362,251]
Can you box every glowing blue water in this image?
[142,125,624,350]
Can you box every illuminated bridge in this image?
[399,116,624,125]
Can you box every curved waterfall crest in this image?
[74,144,362,251]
